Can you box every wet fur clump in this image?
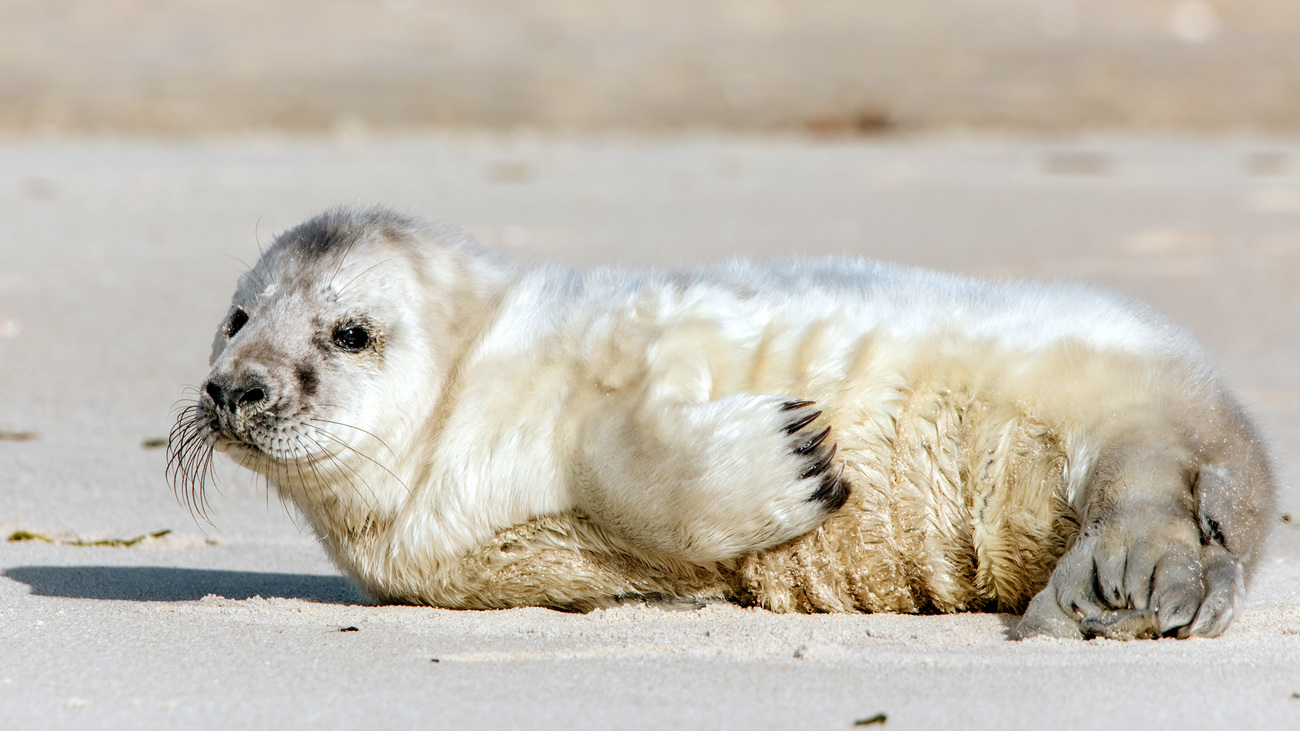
[170,206,1275,640]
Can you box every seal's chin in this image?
[208,435,235,454]
[209,429,289,463]
[208,419,353,474]
[201,427,265,463]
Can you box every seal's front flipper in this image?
[573,393,849,563]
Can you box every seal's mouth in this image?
[197,401,340,466]
[167,395,390,523]
[165,398,304,520]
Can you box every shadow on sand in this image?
[3,565,369,604]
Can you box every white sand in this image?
[1,136,1297,728]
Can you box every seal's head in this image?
[168,206,501,521]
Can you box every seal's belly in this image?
[714,324,1084,613]
[734,388,1078,614]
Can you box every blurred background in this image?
[2,0,1297,138]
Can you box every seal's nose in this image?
[204,374,270,416]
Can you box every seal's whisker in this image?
[337,257,396,295]
[307,423,411,495]
[175,428,210,482]
[182,433,215,522]
[171,394,203,413]
[228,252,267,291]
[253,215,266,257]
[170,413,201,452]
[291,427,385,513]
[272,448,304,529]
[328,237,361,291]
[251,450,299,528]
[298,438,334,505]
[287,436,318,506]
[285,430,376,517]
[174,435,205,488]
[190,436,223,521]
[166,405,198,448]
[225,257,266,293]
[308,417,398,460]
[197,437,223,515]
[300,435,378,517]
[165,407,220,525]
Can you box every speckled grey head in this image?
[167,206,490,519]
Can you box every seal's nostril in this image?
[205,381,226,408]
[205,380,265,413]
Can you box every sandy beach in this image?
[2,0,1298,135]
[0,136,1297,728]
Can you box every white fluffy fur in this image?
[178,207,1275,640]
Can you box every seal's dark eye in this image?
[225,308,248,339]
[332,325,371,352]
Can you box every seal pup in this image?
[168,206,1275,640]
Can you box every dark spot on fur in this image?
[296,364,319,397]
[239,341,281,366]
[278,207,424,257]
[1202,517,1226,546]
[338,626,359,632]
[312,333,334,356]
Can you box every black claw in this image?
[1200,517,1225,547]
[809,464,849,510]
[800,443,837,479]
[781,400,815,412]
[783,410,823,435]
[792,426,832,455]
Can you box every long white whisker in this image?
[290,427,385,513]
[338,257,396,295]
[307,423,411,495]
[309,417,398,460]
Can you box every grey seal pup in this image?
[169,206,1275,640]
